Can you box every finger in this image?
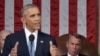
[11,48,16,51]
[10,42,19,56]
[11,48,17,53]
[10,53,17,56]
[49,41,53,47]
[14,41,19,49]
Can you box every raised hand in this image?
[49,41,58,56]
[10,42,19,56]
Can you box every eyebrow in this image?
[30,13,40,17]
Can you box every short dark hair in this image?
[21,4,38,16]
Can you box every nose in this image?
[73,45,77,49]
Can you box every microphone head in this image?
[29,34,34,42]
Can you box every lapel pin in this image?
[40,40,44,43]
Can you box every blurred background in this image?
[98,0,100,55]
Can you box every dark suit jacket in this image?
[0,51,1,56]
[2,29,57,56]
[62,53,86,56]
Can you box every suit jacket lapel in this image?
[35,31,44,56]
[17,29,30,56]
[0,51,1,56]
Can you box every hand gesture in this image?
[49,41,58,56]
[10,42,19,56]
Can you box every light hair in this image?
[21,4,38,16]
[0,30,12,35]
[0,30,12,37]
[66,33,85,43]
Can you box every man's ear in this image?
[21,17,26,23]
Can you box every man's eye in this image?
[76,44,81,46]
[37,13,41,16]
[30,14,35,17]
[71,43,74,45]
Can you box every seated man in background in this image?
[0,30,12,55]
[63,33,86,56]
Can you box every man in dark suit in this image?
[63,33,86,56]
[2,4,57,56]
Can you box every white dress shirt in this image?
[68,52,78,56]
[24,26,38,56]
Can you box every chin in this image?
[35,27,40,30]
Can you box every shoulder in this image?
[6,29,24,40]
[62,53,67,56]
[38,31,57,45]
[8,29,24,36]
[38,31,55,38]
[79,53,86,56]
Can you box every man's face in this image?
[21,7,41,32]
[0,35,6,50]
[66,36,82,56]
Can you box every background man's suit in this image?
[2,29,57,56]
[63,53,86,56]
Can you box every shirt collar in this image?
[24,26,38,40]
[68,52,78,56]
[1,50,2,53]
[24,26,38,36]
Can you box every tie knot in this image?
[29,34,35,42]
